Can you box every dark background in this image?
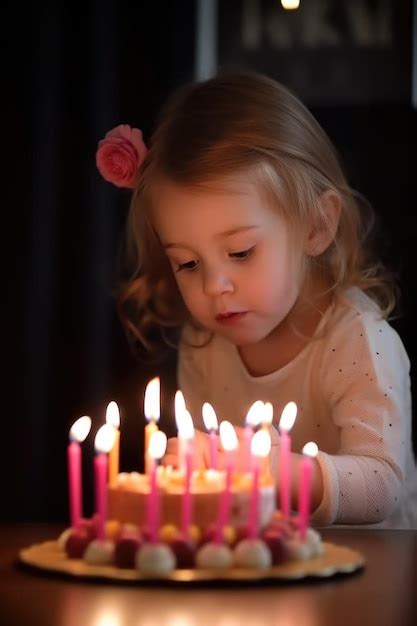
[3,0,416,523]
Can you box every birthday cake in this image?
[19,386,365,581]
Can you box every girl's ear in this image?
[304,190,342,256]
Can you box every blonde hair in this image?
[117,72,398,352]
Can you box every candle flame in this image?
[105,401,120,428]
[148,430,167,460]
[69,416,92,442]
[219,420,238,452]
[302,441,319,458]
[176,409,195,440]
[245,400,264,427]
[174,389,186,419]
[263,401,273,425]
[278,401,297,432]
[251,429,271,458]
[95,423,117,454]
[144,377,160,422]
[202,402,218,431]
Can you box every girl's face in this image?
[151,176,305,346]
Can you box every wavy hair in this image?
[117,72,398,353]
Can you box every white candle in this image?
[278,401,297,517]
[144,377,160,474]
[248,430,271,539]
[298,442,318,541]
[244,400,264,472]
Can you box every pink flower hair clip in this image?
[96,124,148,189]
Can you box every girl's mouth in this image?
[215,311,248,324]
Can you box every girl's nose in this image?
[202,266,234,297]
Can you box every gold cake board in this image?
[19,540,365,584]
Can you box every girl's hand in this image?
[161,430,211,470]
[162,425,280,473]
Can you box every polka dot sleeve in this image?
[311,309,412,525]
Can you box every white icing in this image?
[195,542,234,569]
[84,539,115,565]
[136,543,176,575]
[234,539,272,569]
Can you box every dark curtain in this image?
[4,1,195,522]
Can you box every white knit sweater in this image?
[178,288,417,528]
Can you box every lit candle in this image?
[106,401,120,485]
[202,402,219,469]
[244,400,264,472]
[67,416,91,529]
[176,408,195,537]
[147,430,167,543]
[94,424,116,540]
[215,421,238,543]
[144,377,160,474]
[248,429,271,539]
[262,402,273,430]
[174,389,187,471]
[298,442,318,541]
[278,401,297,517]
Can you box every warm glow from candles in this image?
[278,401,297,432]
[245,400,264,427]
[302,441,319,458]
[202,402,218,431]
[250,429,271,458]
[105,401,120,428]
[263,402,273,425]
[144,377,160,423]
[148,431,167,460]
[94,424,116,454]
[69,416,91,442]
[219,421,238,451]
[281,0,300,10]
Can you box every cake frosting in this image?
[108,467,276,530]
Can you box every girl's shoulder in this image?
[324,287,409,364]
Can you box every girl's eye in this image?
[229,246,255,260]
[176,259,199,272]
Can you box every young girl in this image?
[96,72,417,528]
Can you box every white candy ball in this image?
[136,543,176,575]
[84,539,115,565]
[234,539,272,569]
[195,542,234,569]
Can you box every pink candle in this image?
[298,442,318,541]
[248,429,271,539]
[244,424,254,472]
[248,461,260,539]
[94,452,108,540]
[278,402,297,517]
[146,430,167,543]
[67,416,91,529]
[279,430,291,517]
[209,430,218,469]
[94,424,116,541]
[181,444,193,536]
[216,421,238,543]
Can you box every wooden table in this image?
[1,524,416,626]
